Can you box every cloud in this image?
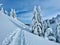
[1,0,60,24]
[18,12,33,20]
[17,0,60,23]
[17,12,33,24]
[40,0,60,19]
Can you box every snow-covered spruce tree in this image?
[32,6,37,33]
[41,19,51,37]
[32,6,43,36]
[1,7,4,13]
[13,9,16,18]
[43,19,50,35]
[42,20,47,36]
[10,9,14,18]
[44,19,56,41]
[5,10,8,15]
[10,9,16,19]
[46,19,50,28]
[45,28,52,38]
[56,19,60,43]
[45,27,56,41]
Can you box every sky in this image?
[0,0,60,24]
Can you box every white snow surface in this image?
[0,11,29,45]
[2,28,60,45]
[0,11,18,45]
[0,11,60,45]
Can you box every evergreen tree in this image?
[45,28,56,41]
[45,28,52,38]
[47,19,50,28]
[44,19,56,41]
[32,6,43,36]
[13,9,16,18]
[56,19,60,43]
[43,19,51,36]
[5,10,8,15]
[10,9,16,19]
[42,20,47,36]
[1,7,4,13]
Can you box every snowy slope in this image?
[24,30,60,45]
[0,10,31,45]
[2,28,60,45]
[10,17,30,29]
[0,10,60,45]
[9,17,31,32]
[0,11,19,45]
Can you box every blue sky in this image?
[0,0,60,24]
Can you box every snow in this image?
[32,6,43,36]
[9,17,30,29]
[0,11,18,45]
[24,30,59,45]
[2,28,60,45]
[0,9,60,45]
[0,11,29,45]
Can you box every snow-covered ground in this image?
[0,11,18,45]
[0,11,29,45]
[2,28,60,45]
[0,11,60,45]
